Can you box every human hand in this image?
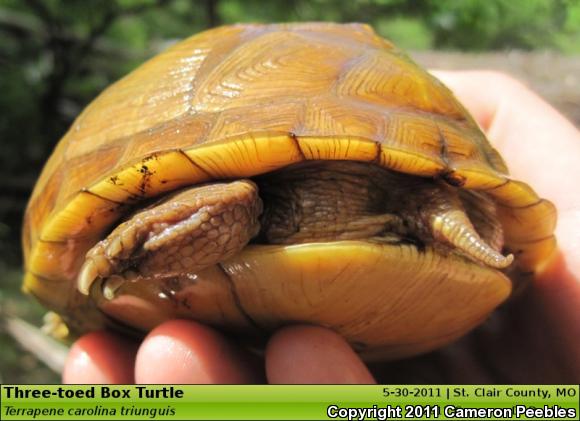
[63,71,580,384]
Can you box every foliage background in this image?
[1,0,579,383]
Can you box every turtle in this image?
[23,23,557,361]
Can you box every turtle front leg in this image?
[78,180,262,295]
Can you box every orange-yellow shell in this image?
[23,23,556,355]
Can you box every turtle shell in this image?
[23,23,556,357]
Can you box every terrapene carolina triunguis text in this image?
[23,23,557,360]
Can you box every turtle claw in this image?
[77,245,119,295]
[78,260,98,295]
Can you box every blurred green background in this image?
[1,0,579,384]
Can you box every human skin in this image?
[63,70,580,384]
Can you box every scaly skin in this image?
[257,161,511,267]
[79,161,512,297]
[78,181,262,295]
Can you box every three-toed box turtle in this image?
[23,23,556,360]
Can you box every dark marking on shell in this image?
[217,263,264,332]
[372,141,382,164]
[436,123,451,168]
[288,132,306,160]
[440,170,466,187]
[142,154,157,162]
[82,189,125,205]
[496,198,544,210]
[177,149,212,178]
[481,178,510,191]
[137,161,155,197]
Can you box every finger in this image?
[432,70,580,377]
[135,319,263,384]
[265,325,375,384]
[431,70,580,212]
[519,251,580,380]
[63,331,138,384]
